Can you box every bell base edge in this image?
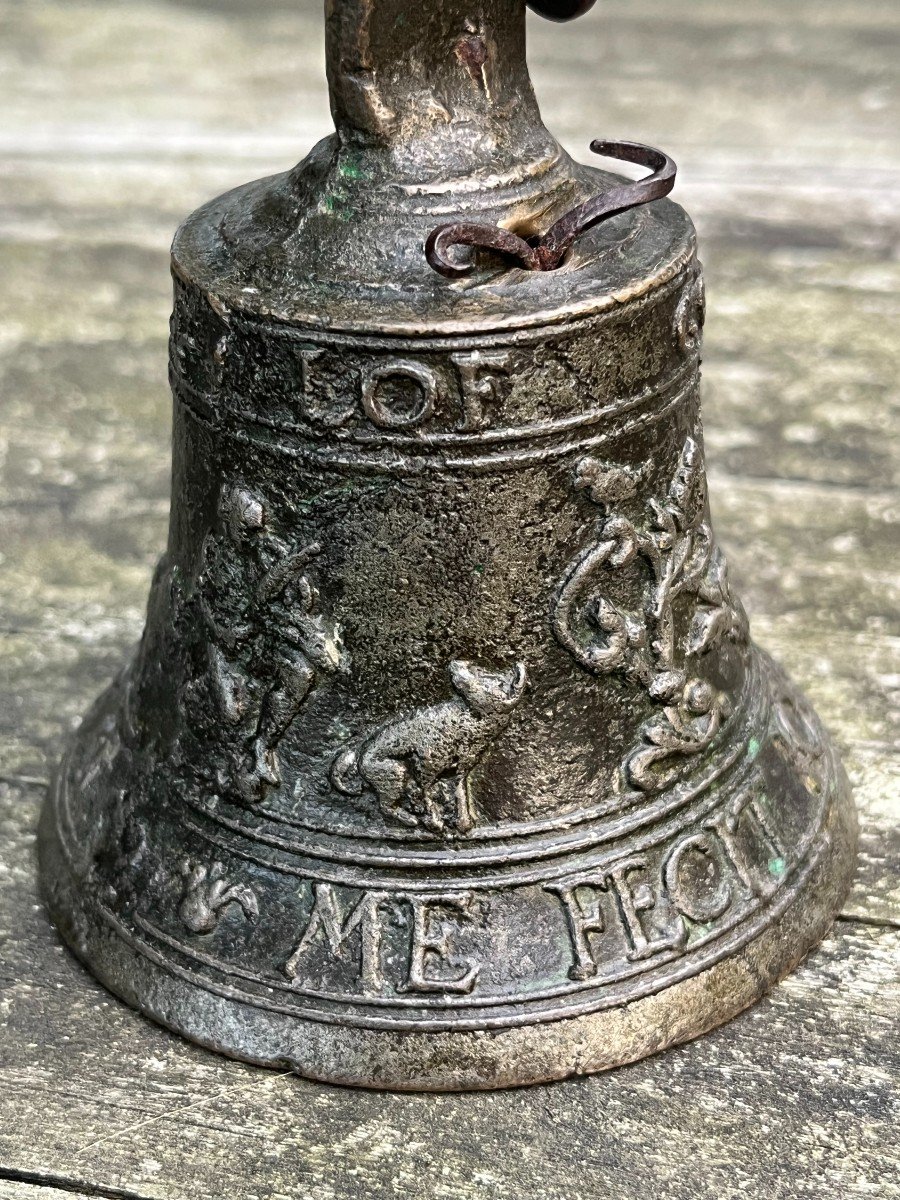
[37,768,856,1092]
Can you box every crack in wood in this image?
[836,911,900,932]
[0,1167,153,1200]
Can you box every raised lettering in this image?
[451,350,511,431]
[360,359,438,429]
[284,883,388,991]
[403,892,480,994]
[544,879,608,981]
[705,786,785,898]
[296,346,356,427]
[606,856,686,961]
[664,833,733,925]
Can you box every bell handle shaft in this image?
[324,0,542,146]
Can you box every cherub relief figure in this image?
[188,484,347,805]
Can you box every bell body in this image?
[39,0,855,1089]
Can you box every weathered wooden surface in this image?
[0,0,897,1196]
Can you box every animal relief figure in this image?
[186,484,348,806]
[331,660,527,835]
[177,859,259,934]
[553,437,749,792]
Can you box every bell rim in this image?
[37,764,856,1092]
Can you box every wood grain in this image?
[0,0,897,1196]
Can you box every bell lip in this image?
[37,769,856,1092]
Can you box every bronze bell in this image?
[39,0,857,1090]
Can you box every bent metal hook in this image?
[425,140,676,277]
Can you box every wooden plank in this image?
[0,0,897,1195]
[0,1180,145,1200]
[0,1182,125,1200]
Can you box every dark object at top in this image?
[527,0,597,19]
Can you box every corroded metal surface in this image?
[38,0,856,1090]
